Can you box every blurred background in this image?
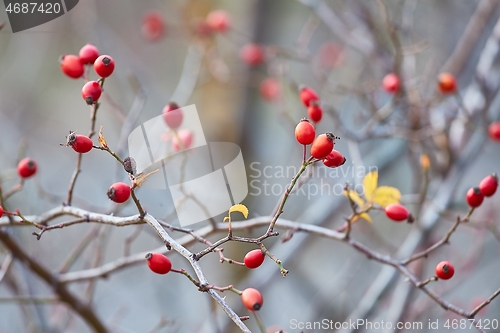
[1,0,500,332]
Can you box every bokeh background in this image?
[1,0,500,332]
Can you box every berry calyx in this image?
[60,55,84,79]
[382,73,400,93]
[142,11,166,41]
[311,132,336,159]
[17,157,37,179]
[240,44,265,66]
[241,288,263,311]
[81,81,102,105]
[435,261,455,280]
[107,182,131,203]
[479,174,498,197]
[299,86,319,107]
[145,253,172,274]
[385,204,410,222]
[437,72,457,94]
[322,150,346,168]
[307,101,323,123]
[172,129,194,151]
[94,55,115,78]
[466,187,484,208]
[243,249,265,269]
[488,122,500,141]
[295,119,316,145]
[79,44,100,64]
[64,132,93,154]
[260,78,281,102]
[206,10,231,33]
[162,102,183,129]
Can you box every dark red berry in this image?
[65,132,93,154]
[0,206,4,218]
[385,204,410,222]
[81,81,102,105]
[145,253,172,274]
[17,158,37,179]
[240,44,265,66]
[299,86,319,107]
[162,102,183,129]
[94,55,115,78]
[107,182,131,203]
[60,55,84,79]
[311,132,335,159]
[322,150,346,168]
[241,288,263,311]
[244,249,265,269]
[435,261,455,280]
[295,119,316,145]
[488,122,500,141]
[307,101,323,123]
[79,44,100,64]
[437,73,457,94]
[382,73,400,93]
[466,187,484,208]
[479,174,498,197]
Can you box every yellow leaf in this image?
[228,204,248,219]
[98,126,108,148]
[343,190,366,209]
[223,216,229,223]
[373,186,401,207]
[363,170,378,202]
[359,213,372,223]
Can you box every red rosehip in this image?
[299,86,319,107]
[322,150,346,168]
[81,81,102,105]
[162,102,183,129]
[311,132,335,159]
[318,41,344,69]
[243,249,265,269]
[145,253,172,274]
[435,261,455,280]
[206,10,231,33]
[17,157,37,179]
[79,44,100,65]
[0,206,4,218]
[307,101,323,123]
[488,122,500,141]
[479,174,498,197]
[94,55,115,78]
[382,73,400,93]
[172,129,193,151]
[142,11,166,41]
[437,72,457,94]
[260,78,281,102]
[65,132,93,154]
[295,119,316,145]
[466,187,484,208]
[107,182,131,203]
[385,204,410,222]
[241,288,263,311]
[240,44,265,66]
[60,54,84,79]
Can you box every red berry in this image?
[107,182,131,203]
[295,119,316,145]
[172,130,193,151]
[206,10,231,33]
[79,44,99,64]
[382,73,400,93]
[162,102,183,129]
[385,204,410,222]
[145,253,172,274]
[240,44,265,66]
[307,101,323,123]
[60,55,84,79]
[0,206,4,218]
[317,42,344,69]
[466,187,484,208]
[241,288,263,311]
[65,132,93,154]
[435,261,455,280]
[260,78,281,102]
[488,122,500,141]
[243,249,265,269]
[322,150,346,168]
[81,81,102,105]
[437,72,457,94]
[17,157,37,179]
[311,133,335,159]
[299,86,319,107]
[142,11,166,41]
[479,174,498,197]
[94,55,115,78]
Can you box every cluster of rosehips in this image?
[382,72,457,95]
[145,251,264,312]
[59,43,115,105]
[466,173,498,208]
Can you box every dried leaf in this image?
[134,169,159,188]
[98,126,108,148]
[363,171,378,202]
[373,186,401,208]
[228,204,249,219]
[343,190,366,209]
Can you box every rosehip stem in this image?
[253,310,266,333]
